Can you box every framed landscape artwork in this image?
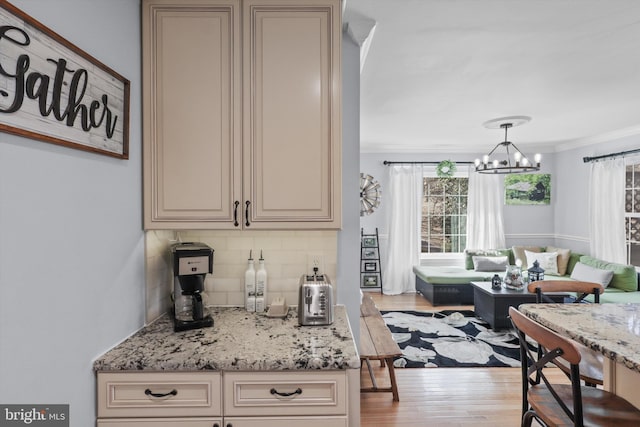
[505,174,551,205]
[361,274,380,288]
[362,247,379,260]
[362,236,378,247]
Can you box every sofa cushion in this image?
[472,255,509,272]
[512,246,543,267]
[413,265,502,285]
[545,246,571,276]
[525,250,559,276]
[595,289,640,304]
[464,249,512,270]
[570,261,614,288]
[579,256,638,292]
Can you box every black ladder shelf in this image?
[360,228,382,292]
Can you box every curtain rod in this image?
[383,161,474,165]
[583,148,640,163]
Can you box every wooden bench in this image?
[359,294,402,401]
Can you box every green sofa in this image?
[414,246,640,305]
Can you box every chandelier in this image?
[475,116,541,174]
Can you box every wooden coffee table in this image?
[470,281,569,330]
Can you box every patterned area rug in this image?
[380,310,521,368]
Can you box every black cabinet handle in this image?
[245,200,251,227]
[144,388,177,398]
[270,387,302,397]
[233,200,240,227]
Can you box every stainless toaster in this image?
[298,273,334,326]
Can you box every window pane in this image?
[422,177,468,254]
[630,242,640,266]
[625,164,640,265]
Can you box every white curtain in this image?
[589,158,626,263]
[384,165,422,295]
[466,167,506,249]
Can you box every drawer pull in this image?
[144,388,177,398]
[270,387,302,398]
[233,200,240,227]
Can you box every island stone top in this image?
[93,305,360,372]
[519,303,640,373]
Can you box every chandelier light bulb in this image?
[493,159,499,168]
[522,157,529,166]
[483,154,489,164]
[474,158,481,167]
[534,153,542,164]
[514,152,521,162]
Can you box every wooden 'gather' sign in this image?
[0,1,130,159]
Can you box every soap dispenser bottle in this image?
[244,250,256,312]
[255,250,268,312]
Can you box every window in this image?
[625,163,640,265]
[421,176,468,253]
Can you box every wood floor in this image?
[359,292,564,426]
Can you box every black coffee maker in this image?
[171,242,214,332]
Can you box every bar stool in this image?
[509,306,640,427]
[528,280,604,386]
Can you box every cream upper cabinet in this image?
[143,0,241,229]
[143,0,341,230]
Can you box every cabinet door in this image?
[243,0,342,229]
[143,0,241,229]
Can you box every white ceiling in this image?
[344,0,640,155]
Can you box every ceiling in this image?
[343,0,640,155]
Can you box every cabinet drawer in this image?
[98,418,222,427]
[224,417,347,427]
[97,372,221,418]
[223,371,347,416]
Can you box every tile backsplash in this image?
[145,229,337,323]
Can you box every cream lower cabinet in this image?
[96,372,222,426]
[222,371,348,426]
[142,0,341,230]
[97,371,352,426]
[224,417,347,427]
[98,420,221,427]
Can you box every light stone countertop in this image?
[93,305,360,372]
[519,303,640,373]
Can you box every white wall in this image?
[555,135,640,254]
[0,1,144,425]
[360,151,556,262]
[361,135,640,263]
[337,31,361,340]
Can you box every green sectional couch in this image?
[414,246,640,305]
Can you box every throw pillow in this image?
[472,255,509,272]
[512,246,543,267]
[570,261,614,288]
[525,250,559,276]
[464,249,510,270]
[545,246,571,276]
[579,256,638,291]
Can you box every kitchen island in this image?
[94,305,360,426]
[519,303,640,409]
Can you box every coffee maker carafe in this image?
[171,242,214,332]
